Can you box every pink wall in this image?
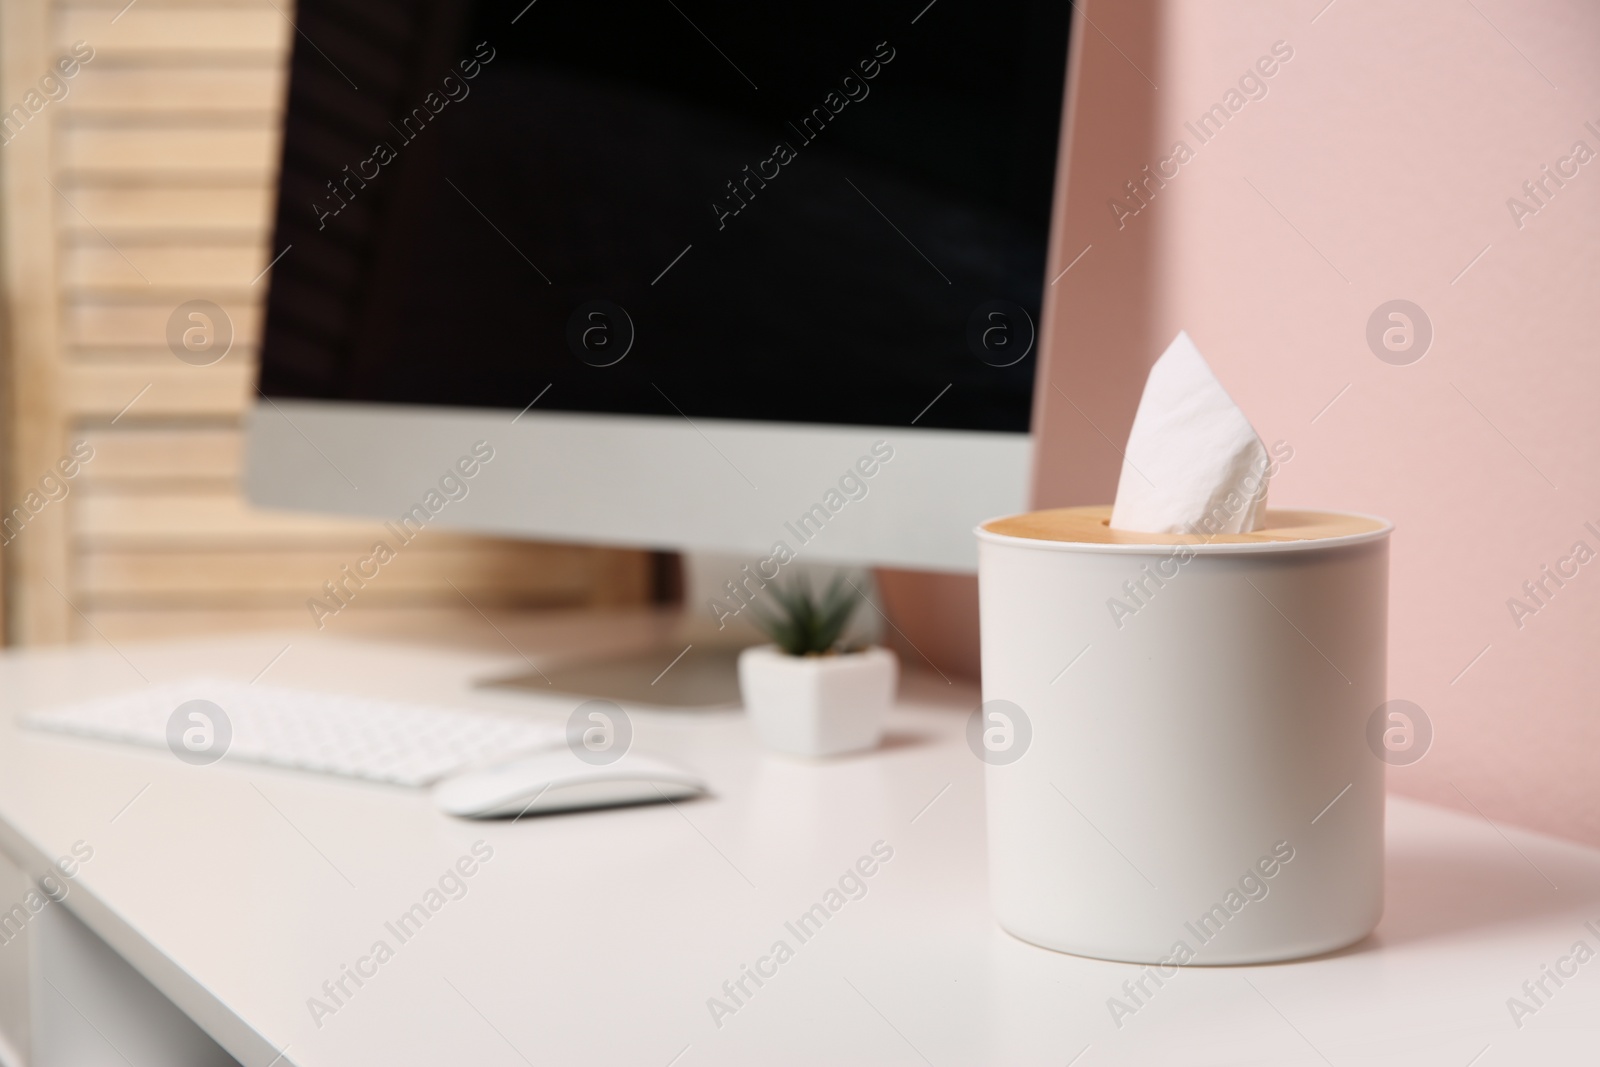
[1031,0,1600,845]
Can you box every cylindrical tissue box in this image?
[975,506,1392,965]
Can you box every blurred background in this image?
[0,0,656,646]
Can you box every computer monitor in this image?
[245,0,1073,574]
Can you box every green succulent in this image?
[752,574,863,656]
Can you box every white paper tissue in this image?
[1109,331,1270,535]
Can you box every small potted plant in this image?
[738,576,898,757]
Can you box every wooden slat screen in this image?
[1,0,650,643]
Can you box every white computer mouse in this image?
[432,749,708,818]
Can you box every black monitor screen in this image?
[259,0,1071,432]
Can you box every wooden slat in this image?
[74,490,567,549]
[59,185,274,235]
[65,240,269,291]
[77,490,393,547]
[64,65,284,115]
[59,125,279,178]
[3,0,72,640]
[56,8,289,56]
[77,427,242,483]
[77,606,542,643]
[61,0,283,8]
[80,545,601,597]
[61,362,254,417]
[66,301,261,348]
[588,552,652,605]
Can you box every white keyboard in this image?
[22,679,566,787]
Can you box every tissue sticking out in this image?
[1109,331,1271,535]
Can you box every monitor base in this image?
[480,644,746,710]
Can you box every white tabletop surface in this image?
[1,622,1597,1066]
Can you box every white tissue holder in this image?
[976,511,1392,964]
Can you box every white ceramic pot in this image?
[738,645,897,757]
[976,509,1392,965]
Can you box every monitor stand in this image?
[481,644,746,709]
[478,555,853,710]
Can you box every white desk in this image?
[0,624,1597,1066]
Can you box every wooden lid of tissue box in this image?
[980,505,1389,548]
